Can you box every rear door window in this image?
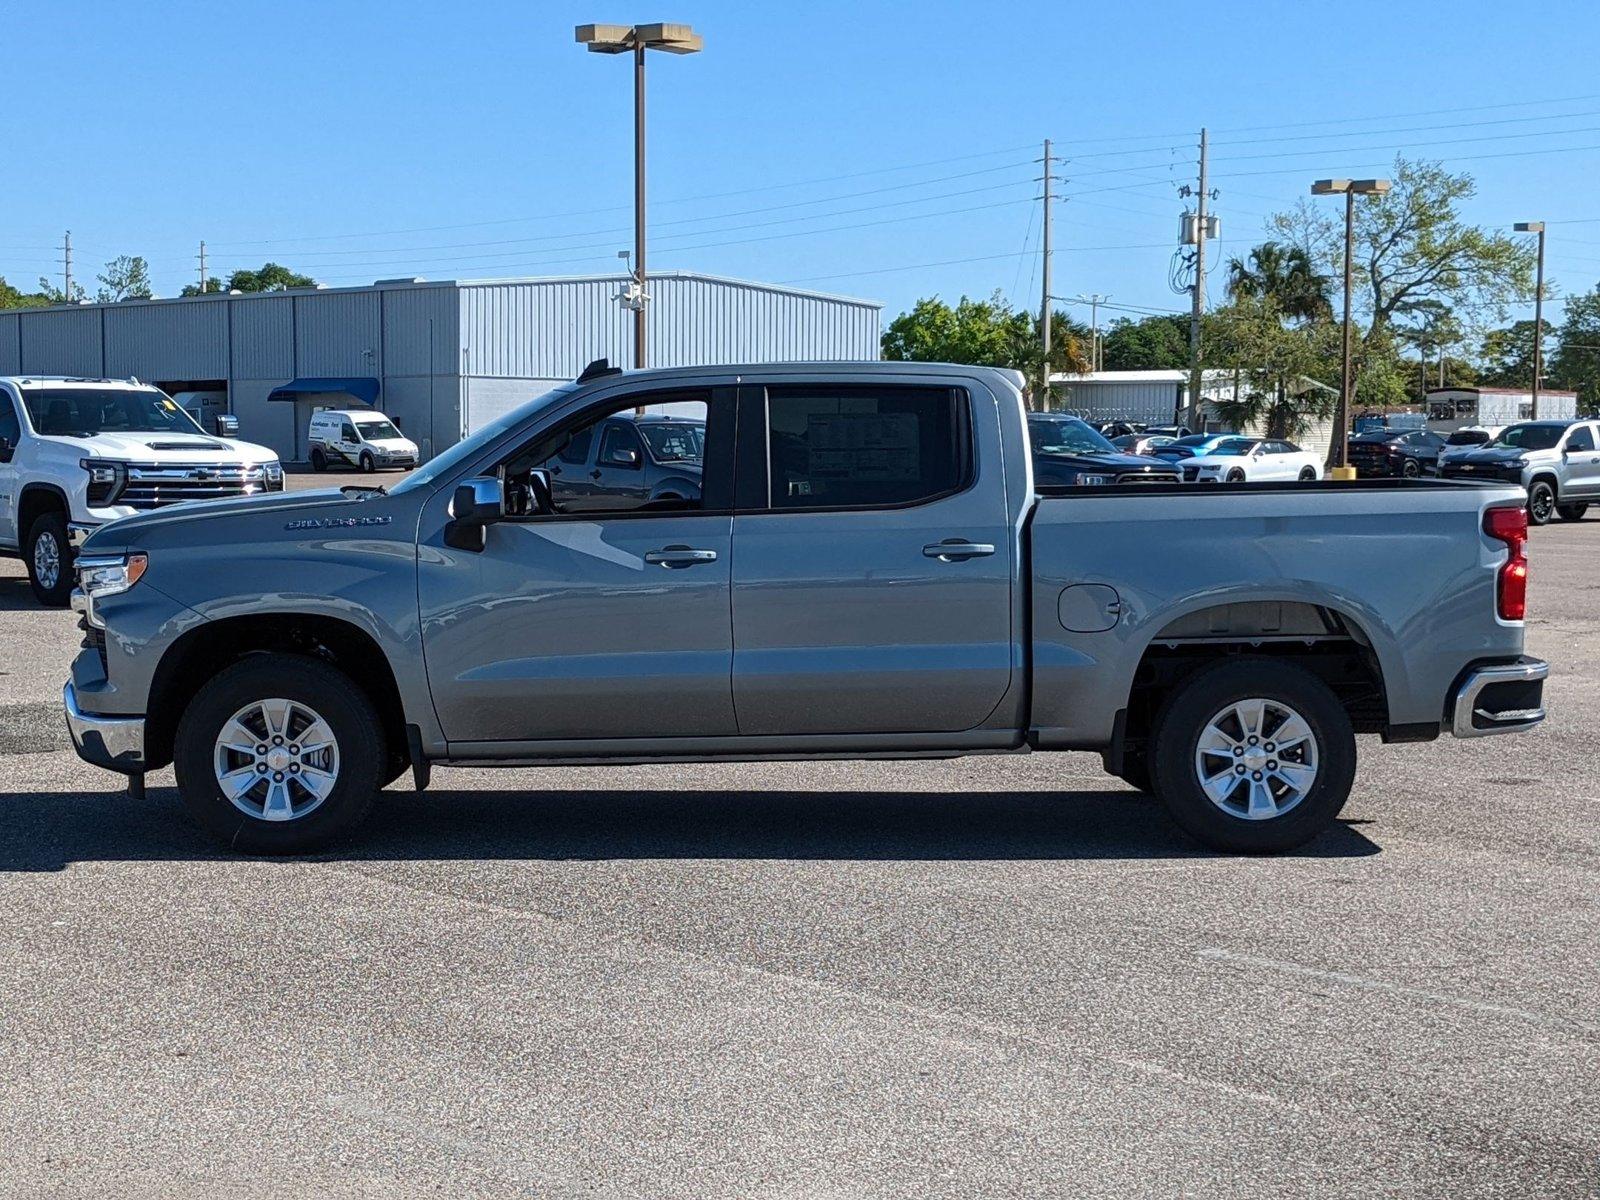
[763,385,969,510]
[1567,425,1596,452]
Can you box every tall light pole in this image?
[1312,178,1391,477]
[1514,222,1546,419]
[576,22,703,370]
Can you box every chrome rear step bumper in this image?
[1450,658,1549,738]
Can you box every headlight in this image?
[1506,458,1527,469]
[79,458,127,506]
[261,461,284,490]
[75,553,148,629]
[1076,473,1115,486]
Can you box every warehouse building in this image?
[0,272,882,462]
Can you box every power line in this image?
[1213,122,1600,163]
[1215,139,1600,180]
[1212,106,1600,147]
[1212,92,1600,136]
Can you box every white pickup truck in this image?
[0,376,283,605]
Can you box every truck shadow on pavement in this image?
[0,785,1380,871]
[0,577,42,612]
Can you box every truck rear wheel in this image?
[1149,658,1356,853]
[25,511,73,608]
[173,654,385,854]
[1556,502,1588,522]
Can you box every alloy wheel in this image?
[213,697,341,822]
[1192,697,1319,821]
[33,531,60,591]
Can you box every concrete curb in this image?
[0,700,70,755]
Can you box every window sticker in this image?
[805,411,920,482]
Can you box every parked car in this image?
[64,361,1545,858]
[1345,429,1446,478]
[1142,424,1193,439]
[1110,433,1179,457]
[1436,427,1497,472]
[308,409,420,473]
[1438,418,1600,524]
[0,375,282,606]
[1150,434,1243,479]
[1186,437,1324,482]
[1028,415,1180,486]
[540,412,705,510]
[1094,421,1146,439]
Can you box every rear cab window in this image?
[760,385,971,511]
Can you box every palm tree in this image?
[1227,242,1333,323]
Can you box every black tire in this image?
[25,511,73,607]
[1556,502,1589,522]
[1297,466,1317,482]
[1226,468,1246,483]
[309,447,327,472]
[1527,479,1556,526]
[173,654,385,854]
[1401,457,1420,478]
[359,450,375,473]
[1149,658,1357,853]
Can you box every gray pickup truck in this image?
[62,361,1548,855]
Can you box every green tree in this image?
[1270,157,1534,339]
[881,292,1091,382]
[1477,318,1552,388]
[96,255,154,303]
[1203,296,1339,442]
[1226,241,1331,322]
[1548,284,1600,415]
[1099,314,1190,370]
[0,276,55,309]
[180,262,317,297]
[33,276,87,305]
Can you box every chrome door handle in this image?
[923,539,996,562]
[644,546,719,568]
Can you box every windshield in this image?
[355,418,403,441]
[1490,423,1565,451]
[1349,432,1400,443]
[1206,439,1258,457]
[1030,418,1118,456]
[1173,434,1213,447]
[390,382,583,496]
[1446,430,1489,445]
[638,421,705,462]
[22,387,207,438]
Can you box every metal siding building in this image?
[4,272,880,461]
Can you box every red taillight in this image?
[1484,504,1528,621]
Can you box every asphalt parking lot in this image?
[0,502,1595,1197]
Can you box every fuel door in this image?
[1059,584,1122,633]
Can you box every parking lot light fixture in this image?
[1313,178,1392,478]
[1514,222,1547,419]
[575,23,704,371]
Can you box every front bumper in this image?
[1450,658,1548,738]
[63,681,145,774]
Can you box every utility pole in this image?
[1515,222,1546,419]
[62,230,73,302]
[198,240,207,294]
[1185,128,1210,428]
[1039,138,1053,410]
[1077,293,1110,370]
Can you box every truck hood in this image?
[80,487,387,553]
[1033,449,1171,472]
[363,436,418,453]
[1448,446,1542,465]
[37,430,278,463]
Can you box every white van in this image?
[307,408,419,472]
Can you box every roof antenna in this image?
[578,357,623,382]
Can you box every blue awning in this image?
[267,377,380,406]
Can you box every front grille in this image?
[1442,464,1520,484]
[1115,471,1180,484]
[116,462,280,510]
[1182,465,1200,481]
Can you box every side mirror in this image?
[213,414,239,438]
[445,477,505,552]
[527,467,555,515]
[605,447,642,469]
[0,436,12,463]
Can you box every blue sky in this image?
[5,0,1599,332]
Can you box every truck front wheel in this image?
[173,654,385,854]
[1149,659,1356,853]
[25,512,73,607]
[1527,480,1556,526]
